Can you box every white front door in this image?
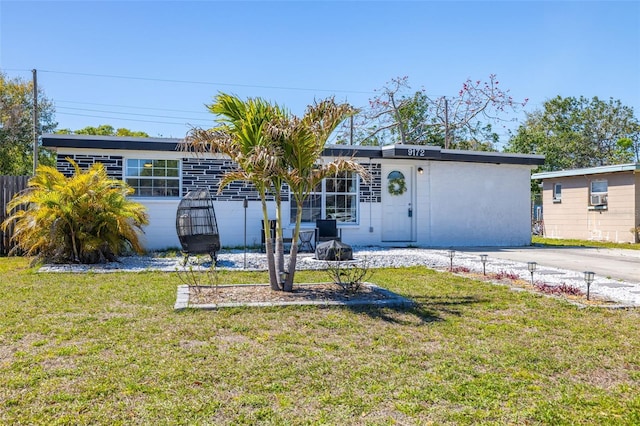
[382,166,413,241]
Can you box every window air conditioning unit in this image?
[590,194,607,206]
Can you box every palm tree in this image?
[182,93,286,290]
[184,94,370,292]
[268,98,371,291]
[2,159,149,264]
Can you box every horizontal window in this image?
[125,159,180,197]
[589,180,608,206]
[291,172,358,224]
[590,180,608,194]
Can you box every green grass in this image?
[532,236,640,250]
[1,257,639,425]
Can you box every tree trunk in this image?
[274,192,285,284]
[261,200,280,290]
[284,208,304,292]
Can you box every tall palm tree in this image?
[182,93,285,290]
[268,98,371,291]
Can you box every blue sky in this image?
[1,1,638,146]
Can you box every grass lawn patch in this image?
[1,257,639,424]
[533,236,640,250]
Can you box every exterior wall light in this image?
[480,254,488,275]
[527,262,537,286]
[417,167,424,174]
[584,271,595,300]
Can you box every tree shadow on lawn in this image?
[346,294,486,325]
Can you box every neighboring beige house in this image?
[532,163,640,243]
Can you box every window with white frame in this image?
[125,159,180,197]
[290,172,358,224]
[553,183,562,202]
[589,179,608,206]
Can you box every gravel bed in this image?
[40,247,640,307]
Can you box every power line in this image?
[56,99,211,115]
[39,69,375,95]
[57,106,210,122]
[55,112,211,127]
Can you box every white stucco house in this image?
[42,134,544,250]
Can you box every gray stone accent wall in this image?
[57,154,123,179]
[182,158,287,201]
[359,163,381,203]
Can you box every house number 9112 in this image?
[407,148,426,157]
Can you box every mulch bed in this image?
[188,283,394,305]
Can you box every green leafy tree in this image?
[0,72,57,175]
[506,96,639,171]
[56,124,150,137]
[2,159,149,264]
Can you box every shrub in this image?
[175,255,218,293]
[1,159,149,264]
[326,256,373,294]
[534,281,584,296]
[493,270,520,281]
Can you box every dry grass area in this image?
[1,257,640,425]
[188,283,398,305]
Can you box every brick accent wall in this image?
[359,163,381,203]
[57,154,123,179]
[182,158,287,201]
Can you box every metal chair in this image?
[261,220,292,252]
[315,219,341,244]
[298,229,316,253]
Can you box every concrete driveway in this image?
[462,246,640,284]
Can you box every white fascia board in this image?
[531,163,640,180]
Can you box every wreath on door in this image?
[387,172,407,196]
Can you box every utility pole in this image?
[444,98,450,149]
[349,115,354,145]
[32,69,38,175]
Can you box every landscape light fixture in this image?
[480,254,488,275]
[280,270,289,286]
[243,197,248,269]
[584,271,595,301]
[417,167,424,175]
[527,262,537,286]
[448,249,455,271]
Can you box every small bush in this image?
[450,266,471,273]
[534,281,584,296]
[326,256,373,294]
[1,159,149,264]
[493,270,520,281]
[175,255,218,293]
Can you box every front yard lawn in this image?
[1,257,639,425]
[533,235,640,250]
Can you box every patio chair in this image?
[261,220,292,252]
[315,219,341,244]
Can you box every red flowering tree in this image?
[341,75,527,149]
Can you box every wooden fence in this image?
[1,176,30,255]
